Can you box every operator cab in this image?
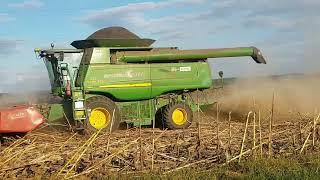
[36,48,84,96]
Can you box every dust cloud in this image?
[210,74,320,123]
[0,91,59,108]
[207,18,320,123]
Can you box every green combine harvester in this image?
[34,27,266,133]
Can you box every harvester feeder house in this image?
[34,27,267,133]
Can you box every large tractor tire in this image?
[85,95,120,133]
[162,102,193,129]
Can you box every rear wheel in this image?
[85,95,120,133]
[162,102,193,129]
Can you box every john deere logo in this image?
[104,70,144,78]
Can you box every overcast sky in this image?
[0,0,319,93]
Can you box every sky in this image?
[0,0,319,93]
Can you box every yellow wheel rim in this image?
[172,108,187,125]
[89,108,111,129]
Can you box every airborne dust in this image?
[205,19,320,123]
[207,74,320,123]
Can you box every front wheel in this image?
[162,102,193,129]
[85,95,120,133]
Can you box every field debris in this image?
[0,110,319,179]
[1,75,320,178]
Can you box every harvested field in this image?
[0,112,319,179]
[1,74,320,179]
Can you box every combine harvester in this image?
[0,27,266,134]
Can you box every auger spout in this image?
[118,46,266,64]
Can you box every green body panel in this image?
[47,104,65,122]
[117,94,198,126]
[150,62,212,97]
[90,48,111,63]
[119,99,155,126]
[84,64,152,101]
[83,62,211,101]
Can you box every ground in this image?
[1,74,320,179]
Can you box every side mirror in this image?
[218,71,224,88]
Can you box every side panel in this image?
[0,105,44,133]
[150,62,212,97]
[118,99,155,126]
[117,94,200,127]
[47,104,65,122]
[84,64,151,101]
